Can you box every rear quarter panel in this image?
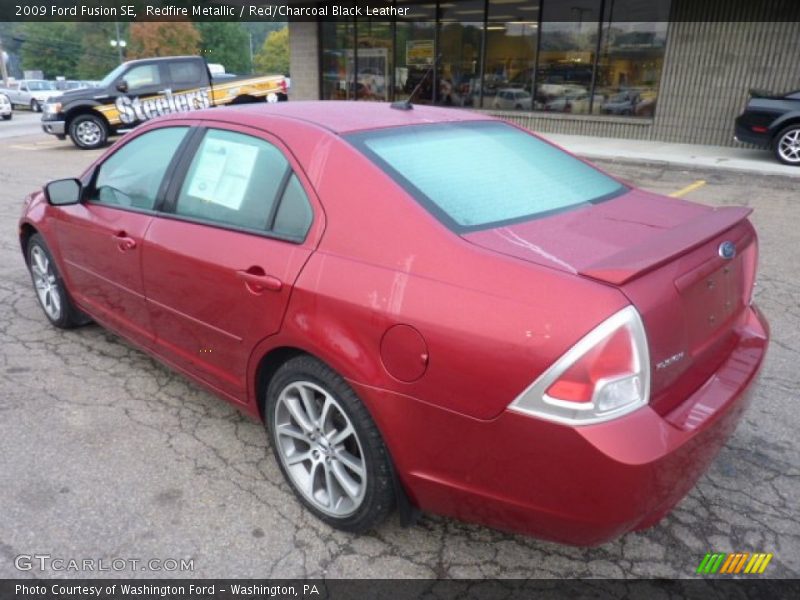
[266,131,630,420]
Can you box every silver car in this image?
[0,93,12,120]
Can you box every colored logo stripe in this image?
[697,552,773,574]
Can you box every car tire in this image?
[1,113,10,120]
[30,99,40,112]
[69,113,109,150]
[26,234,91,329]
[266,355,395,533]
[773,124,800,166]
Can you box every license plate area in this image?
[675,255,744,352]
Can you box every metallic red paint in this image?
[19,102,769,544]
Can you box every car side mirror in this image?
[116,80,128,93]
[45,178,82,206]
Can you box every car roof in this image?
[183,101,495,135]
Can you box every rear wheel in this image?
[266,356,395,532]
[774,124,800,166]
[30,99,40,112]
[26,234,90,329]
[69,113,109,150]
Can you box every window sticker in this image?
[186,138,259,210]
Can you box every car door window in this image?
[92,127,189,210]
[175,129,290,232]
[123,64,161,92]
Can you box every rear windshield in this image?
[347,121,625,232]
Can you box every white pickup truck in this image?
[0,79,61,112]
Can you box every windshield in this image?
[347,121,626,232]
[98,63,129,88]
[27,80,55,91]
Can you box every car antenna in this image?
[391,54,441,111]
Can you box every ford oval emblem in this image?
[718,241,736,260]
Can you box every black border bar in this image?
[2,579,800,600]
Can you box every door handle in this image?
[113,230,137,251]
[236,269,283,292]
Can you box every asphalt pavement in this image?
[0,122,798,579]
[0,110,45,141]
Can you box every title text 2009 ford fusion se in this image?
[18,102,768,545]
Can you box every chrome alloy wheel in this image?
[274,381,367,517]
[30,245,62,321]
[778,128,800,164]
[75,120,102,146]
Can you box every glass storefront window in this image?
[594,0,671,117]
[395,1,436,103]
[318,0,670,118]
[483,0,540,110]
[436,1,483,106]
[395,20,436,104]
[321,21,355,100]
[356,21,393,102]
[536,0,603,115]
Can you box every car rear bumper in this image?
[355,305,769,546]
[734,116,770,147]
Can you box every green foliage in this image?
[242,22,288,54]
[254,27,289,76]
[75,23,126,80]
[197,22,250,75]
[18,22,82,78]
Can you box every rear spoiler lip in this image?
[579,206,753,286]
[748,87,800,99]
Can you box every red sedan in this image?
[18,102,768,545]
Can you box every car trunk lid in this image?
[463,189,757,415]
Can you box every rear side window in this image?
[347,122,625,232]
[92,127,189,210]
[273,174,313,239]
[169,61,203,87]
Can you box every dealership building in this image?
[286,0,800,147]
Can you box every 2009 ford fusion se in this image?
[18,102,768,545]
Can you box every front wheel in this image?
[26,234,90,329]
[266,356,395,533]
[773,125,800,166]
[1,113,10,120]
[69,113,109,150]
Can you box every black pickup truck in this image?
[735,88,800,166]
[41,55,287,149]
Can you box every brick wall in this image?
[288,21,320,101]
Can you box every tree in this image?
[18,22,82,78]
[75,23,125,80]
[254,27,289,75]
[196,22,250,74]
[128,22,200,59]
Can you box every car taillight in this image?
[279,79,288,94]
[509,306,650,425]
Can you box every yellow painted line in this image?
[669,179,707,197]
